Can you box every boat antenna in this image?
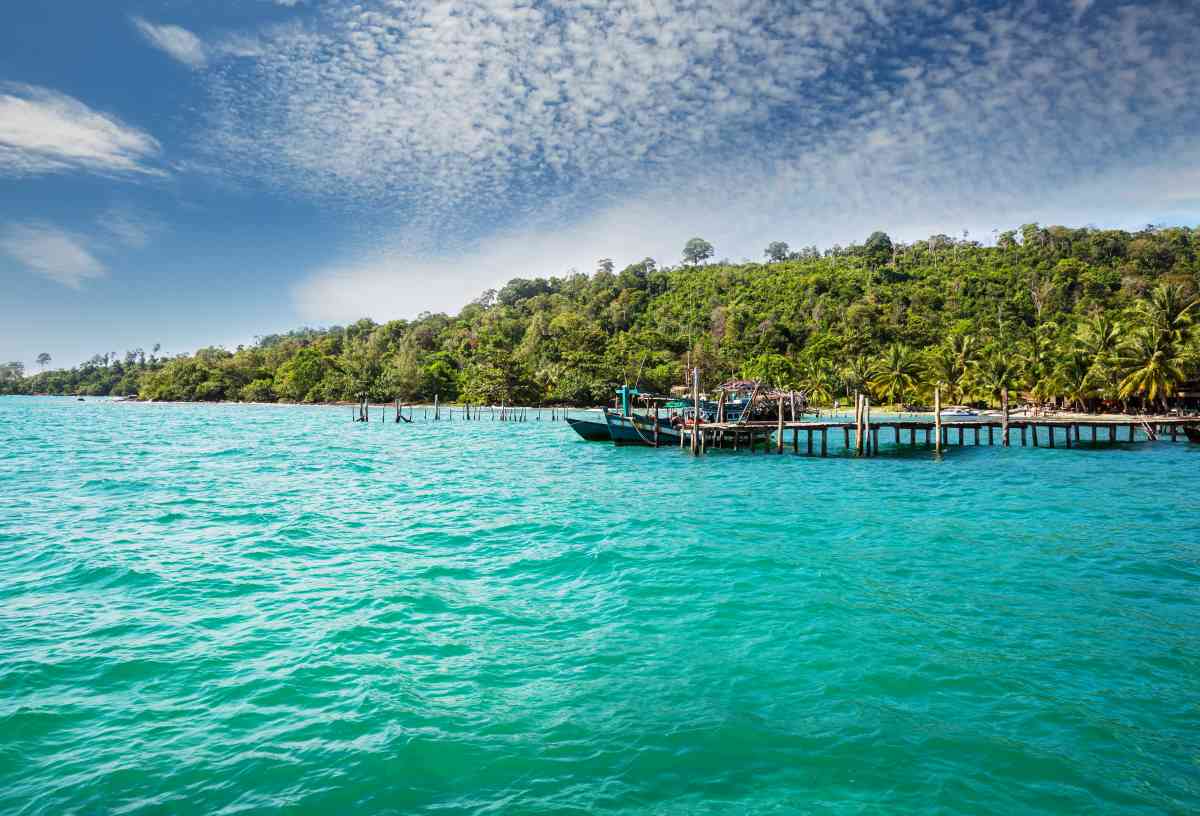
[632,352,648,390]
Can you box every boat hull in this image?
[602,410,681,447]
[565,416,611,441]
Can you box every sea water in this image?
[1,397,1198,814]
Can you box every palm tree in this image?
[1021,323,1060,409]
[1117,327,1190,412]
[924,334,978,403]
[797,357,836,406]
[840,354,873,400]
[975,351,1017,400]
[1056,353,1093,412]
[1136,283,1198,343]
[1074,314,1121,404]
[869,344,920,405]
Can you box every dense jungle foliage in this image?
[4,224,1199,411]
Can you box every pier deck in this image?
[683,417,1199,455]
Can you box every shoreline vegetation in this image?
[4,223,1199,414]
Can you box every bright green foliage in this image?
[870,344,920,404]
[5,224,1199,411]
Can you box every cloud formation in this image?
[0,223,107,289]
[132,17,208,69]
[189,0,1200,320]
[0,84,162,177]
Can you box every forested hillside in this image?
[5,224,1199,410]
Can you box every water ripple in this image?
[1,397,1199,814]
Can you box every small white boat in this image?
[939,406,978,417]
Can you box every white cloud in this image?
[0,84,161,177]
[187,0,1200,321]
[97,207,162,249]
[0,223,107,289]
[132,17,208,69]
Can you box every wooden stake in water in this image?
[934,387,942,454]
[1001,387,1010,446]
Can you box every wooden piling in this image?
[868,396,878,456]
[690,367,700,456]
[934,388,942,453]
[820,427,828,457]
[854,392,864,454]
[776,396,784,453]
[1001,387,1010,446]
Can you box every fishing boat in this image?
[1184,425,1200,443]
[602,408,682,447]
[601,385,684,447]
[565,414,611,441]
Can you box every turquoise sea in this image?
[2,396,1199,815]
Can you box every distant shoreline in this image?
[9,394,1190,422]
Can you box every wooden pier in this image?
[682,417,1198,456]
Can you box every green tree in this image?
[764,241,790,262]
[869,344,919,404]
[682,237,714,266]
[272,347,329,402]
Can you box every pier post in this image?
[844,427,850,450]
[855,392,864,455]
[1001,387,1010,446]
[909,427,916,446]
[1020,424,1027,446]
[807,428,814,455]
[1109,425,1116,442]
[821,428,828,457]
[974,427,980,445]
[777,396,784,453]
[1172,424,1178,442]
[1031,423,1039,447]
[864,398,872,456]
[1074,424,1081,444]
[1129,424,1136,442]
[793,428,799,454]
[434,394,439,420]
[988,425,994,445]
[934,388,942,453]
[957,426,964,446]
[691,367,700,456]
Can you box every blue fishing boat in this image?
[565,414,611,441]
[602,409,682,447]
[602,385,683,447]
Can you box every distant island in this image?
[3,224,1198,413]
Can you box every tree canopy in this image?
[5,224,1199,412]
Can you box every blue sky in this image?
[2,0,1199,369]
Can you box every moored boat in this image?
[565,415,611,441]
[602,408,682,447]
